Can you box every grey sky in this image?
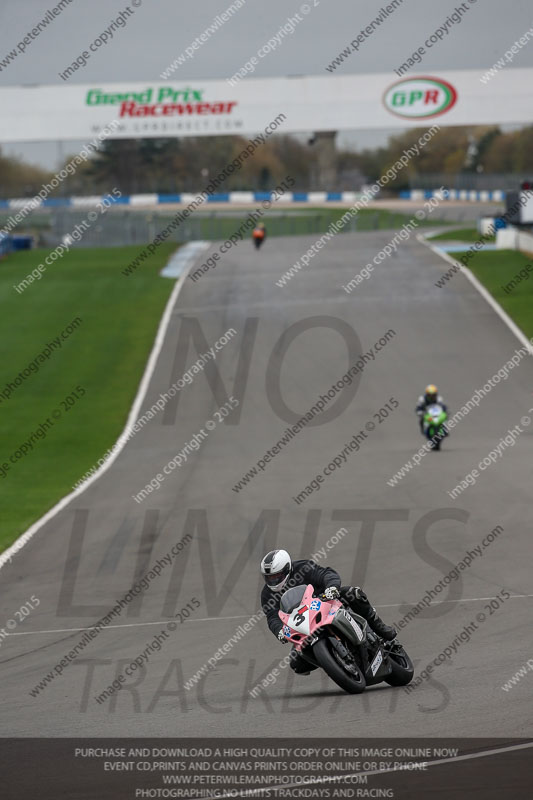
[0,0,532,168]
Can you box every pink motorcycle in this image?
[279,583,413,694]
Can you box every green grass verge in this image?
[454,248,533,338]
[0,243,176,552]
[429,227,495,243]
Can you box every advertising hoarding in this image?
[0,69,532,141]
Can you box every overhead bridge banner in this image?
[1,69,532,141]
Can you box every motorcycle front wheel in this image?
[427,426,442,450]
[312,637,366,694]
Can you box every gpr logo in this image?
[383,77,457,119]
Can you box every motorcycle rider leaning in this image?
[416,384,447,433]
[260,549,396,676]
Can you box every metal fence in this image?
[0,207,424,249]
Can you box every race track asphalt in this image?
[1,226,532,740]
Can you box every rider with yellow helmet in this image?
[416,384,447,433]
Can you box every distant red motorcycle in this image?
[279,583,413,694]
[252,223,266,249]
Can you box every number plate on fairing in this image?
[288,605,310,635]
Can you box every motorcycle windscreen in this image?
[280,585,307,613]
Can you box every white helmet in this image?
[260,549,292,591]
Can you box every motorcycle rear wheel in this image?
[384,644,414,686]
[312,638,366,694]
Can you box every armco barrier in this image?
[400,189,506,202]
[0,191,363,208]
[0,188,506,210]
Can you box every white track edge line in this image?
[418,233,533,355]
[6,594,532,637]
[211,740,533,800]
[0,243,208,573]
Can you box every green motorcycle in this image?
[423,403,448,450]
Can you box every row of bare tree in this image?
[1,125,532,197]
